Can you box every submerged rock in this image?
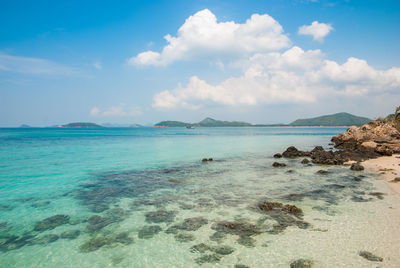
[350,163,364,171]
[0,221,7,230]
[105,207,130,221]
[283,193,304,201]
[167,217,208,233]
[209,231,226,242]
[290,259,314,268]
[174,232,195,242]
[80,237,109,252]
[212,245,235,255]
[359,251,383,262]
[211,221,261,237]
[0,234,35,252]
[34,215,70,231]
[195,253,221,264]
[273,153,282,158]
[235,265,250,268]
[369,192,385,199]
[60,230,81,239]
[316,170,328,174]
[113,232,134,245]
[138,225,162,239]
[237,236,256,248]
[272,162,286,167]
[31,201,51,208]
[32,234,59,245]
[145,210,176,223]
[351,196,373,202]
[257,201,303,216]
[86,215,113,233]
[255,201,309,233]
[190,243,212,253]
[79,232,133,252]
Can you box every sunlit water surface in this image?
[0,127,399,267]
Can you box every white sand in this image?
[362,154,400,194]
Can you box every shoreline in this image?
[362,154,400,195]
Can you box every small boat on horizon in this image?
[186,125,195,129]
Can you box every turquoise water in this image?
[1,127,399,267]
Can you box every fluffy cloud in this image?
[129,9,291,66]
[152,46,400,109]
[298,21,333,42]
[0,53,78,75]
[90,104,142,117]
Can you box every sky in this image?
[0,0,399,126]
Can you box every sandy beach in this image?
[363,154,400,194]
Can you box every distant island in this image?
[155,117,252,127]
[101,123,143,128]
[19,124,32,128]
[154,112,371,127]
[61,122,103,128]
[289,112,371,126]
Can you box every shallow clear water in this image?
[0,127,399,267]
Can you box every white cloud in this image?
[129,9,291,66]
[90,107,100,116]
[298,21,333,42]
[152,46,400,109]
[90,104,142,117]
[93,61,102,70]
[0,53,78,75]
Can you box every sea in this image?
[0,127,399,267]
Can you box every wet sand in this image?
[363,154,400,194]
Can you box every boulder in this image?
[350,163,364,171]
[301,158,310,164]
[332,119,400,156]
[282,146,310,158]
[272,162,286,167]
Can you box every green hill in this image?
[154,118,252,127]
[154,113,371,127]
[289,112,371,126]
[154,121,191,127]
[61,122,103,128]
[198,117,252,127]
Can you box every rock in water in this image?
[282,146,310,158]
[138,225,162,239]
[272,162,286,167]
[359,251,383,262]
[34,215,70,231]
[350,163,364,171]
[273,153,282,158]
[290,259,314,268]
[60,230,81,239]
[301,158,310,164]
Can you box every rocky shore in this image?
[277,107,400,171]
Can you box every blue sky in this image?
[1,0,399,126]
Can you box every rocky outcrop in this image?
[282,146,310,158]
[331,120,400,156]
[279,144,380,166]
